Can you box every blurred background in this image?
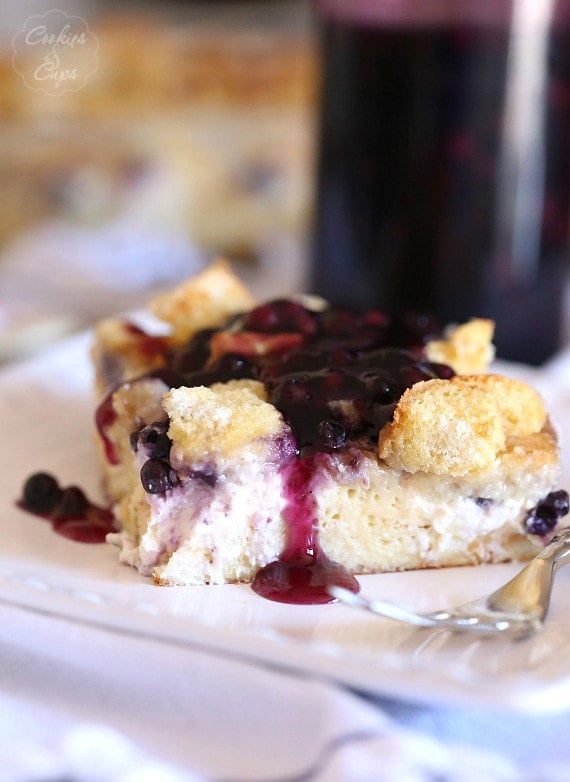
[0,0,318,360]
[4,0,570,366]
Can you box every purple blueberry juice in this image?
[312,0,570,364]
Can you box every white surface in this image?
[0,220,308,363]
[0,220,204,361]
[3,331,570,722]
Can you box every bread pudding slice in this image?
[92,260,568,601]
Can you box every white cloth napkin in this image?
[1,599,570,782]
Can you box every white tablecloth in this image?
[3,598,570,782]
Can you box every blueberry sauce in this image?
[96,302,450,474]
[252,453,360,604]
[19,472,115,543]
[95,393,120,465]
[252,556,360,605]
[123,323,170,359]
[163,301,452,454]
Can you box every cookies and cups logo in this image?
[12,9,98,96]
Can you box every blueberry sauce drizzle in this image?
[163,301,453,453]
[18,472,115,543]
[251,454,360,604]
[95,394,120,465]
[123,323,170,359]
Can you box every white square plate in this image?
[3,332,570,714]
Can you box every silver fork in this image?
[330,527,570,639]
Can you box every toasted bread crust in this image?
[150,258,257,345]
[91,318,168,395]
[454,374,546,437]
[425,318,495,374]
[164,381,285,466]
[378,374,552,476]
[378,379,505,476]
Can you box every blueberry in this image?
[21,472,62,514]
[400,365,435,387]
[179,352,256,388]
[317,420,346,450]
[396,311,439,346]
[213,353,256,379]
[317,307,360,336]
[368,376,396,405]
[168,328,215,374]
[54,486,89,518]
[545,489,570,518]
[279,376,311,403]
[431,362,456,380]
[524,491,569,536]
[137,422,172,459]
[243,300,316,335]
[525,505,557,536]
[474,497,494,509]
[140,459,178,494]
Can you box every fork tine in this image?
[330,586,444,629]
[330,585,535,637]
